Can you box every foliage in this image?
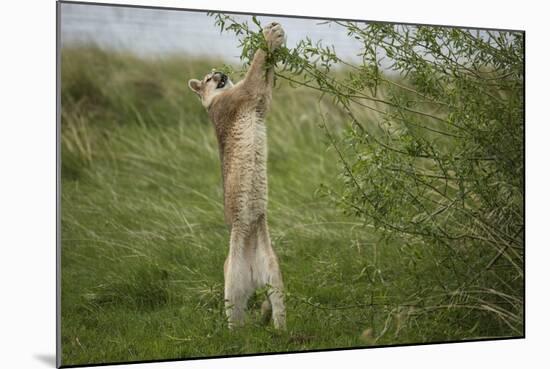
[60,16,524,366]
[212,14,524,336]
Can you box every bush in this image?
[214,14,524,336]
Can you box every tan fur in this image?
[188,22,286,329]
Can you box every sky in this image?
[60,2,367,64]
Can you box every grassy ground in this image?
[60,47,517,367]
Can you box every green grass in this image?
[60,46,518,367]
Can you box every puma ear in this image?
[188,79,202,95]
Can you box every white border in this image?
[1,1,548,368]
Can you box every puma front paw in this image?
[263,22,286,51]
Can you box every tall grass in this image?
[60,46,520,367]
